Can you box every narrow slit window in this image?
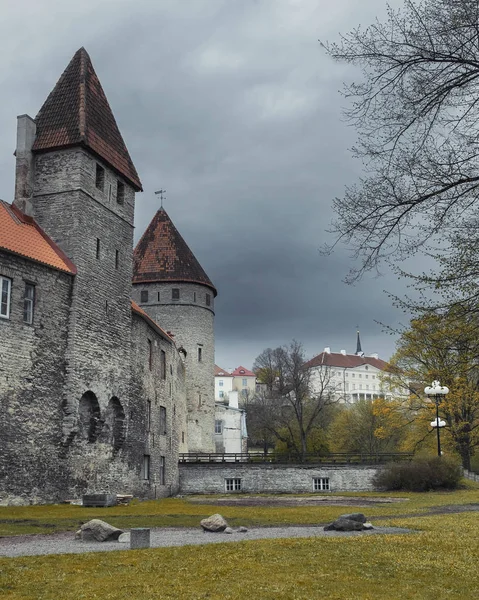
[198,347,202,362]
[117,181,125,205]
[95,164,104,190]
[148,339,152,370]
[96,238,101,259]
[206,293,211,306]
[115,250,119,270]
[159,456,165,485]
[23,283,35,324]
[143,455,150,480]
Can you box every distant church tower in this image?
[132,208,216,452]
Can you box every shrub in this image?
[373,456,463,492]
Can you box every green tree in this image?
[386,310,479,469]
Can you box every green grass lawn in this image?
[0,484,478,599]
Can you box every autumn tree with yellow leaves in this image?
[387,310,479,470]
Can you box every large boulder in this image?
[200,514,229,532]
[338,513,367,524]
[324,518,366,532]
[80,519,124,542]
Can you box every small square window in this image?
[23,283,35,324]
[95,164,104,190]
[205,293,211,306]
[172,288,180,300]
[225,478,241,492]
[141,290,149,303]
[117,181,125,205]
[0,276,12,319]
[215,420,223,434]
[313,477,330,491]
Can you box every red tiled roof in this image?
[0,200,76,274]
[32,48,142,191]
[215,365,233,377]
[231,366,256,377]
[131,301,173,342]
[304,352,388,371]
[133,208,217,295]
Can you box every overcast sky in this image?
[0,0,409,370]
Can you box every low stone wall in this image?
[179,463,381,494]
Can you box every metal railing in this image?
[179,452,414,465]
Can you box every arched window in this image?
[100,396,126,451]
[78,391,101,443]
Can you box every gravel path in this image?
[0,526,413,558]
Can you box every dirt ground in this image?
[188,495,408,507]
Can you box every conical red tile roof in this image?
[32,47,142,191]
[133,208,217,295]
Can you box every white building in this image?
[214,391,248,454]
[214,364,234,401]
[305,347,407,403]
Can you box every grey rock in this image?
[339,513,367,523]
[200,514,228,532]
[238,526,248,533]
[224,527,234,534]
[118,532,130,543]
[80,519,123,542]
[324,518,365,532]
[74,529,81,540]
[363,522,374,530]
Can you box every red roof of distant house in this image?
[304,352,388,371]
[231,366,256,377]
[215,365,233,377]
[0,200,77,274]
[131,301,173,342]
[32,47,142,191]
[133,207,217,295]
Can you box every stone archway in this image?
[100,397,126,451]
[78,391,101,443]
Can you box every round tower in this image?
[132,207,216,452]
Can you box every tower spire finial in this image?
[155,189,166,209]
[356,327,363,356]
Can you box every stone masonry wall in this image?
[179,464,381,494]
[132,282,215,453]
[0,252,73,504]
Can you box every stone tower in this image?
[12,48,143,445]
[132,208,216,452]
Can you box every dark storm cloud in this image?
[0,0,407,369]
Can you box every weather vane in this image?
[155,189,166,208]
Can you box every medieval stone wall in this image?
[132,282,215,453]
[0,252,73,504]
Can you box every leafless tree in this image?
[322,0,479,306]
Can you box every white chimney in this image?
[340,349,346,355]
[324,347,331,354]
[229,390,239,409]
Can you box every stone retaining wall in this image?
[179,463,381,494]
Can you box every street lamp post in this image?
[424,380,449,457]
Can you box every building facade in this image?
[0,48,214,505]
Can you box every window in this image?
[95,164,104,190]
[352,384,356,390]
[117,181,125,205]
[198,393,202,407]
[313,477,330,491]
[148,339,152,370]
[193,292,196,302]
[172,288,180,300]
[143,455,150,480]
[159,406,167,435]
[23,283,35,324]
[0,276,11,319]
[225,478,241,492]
[141,290,148,303]
[159,456,165,485]
[198,347,202,362]
[352,373,355,378]
[219,380,224,387]
[146,400,151,431]
[241,388,248,397]
[242,378,247,386]
[215,420,223,434]
[366,385,369,390]
[108,183,112,202]
[96,238,101,259]
[160,350,166,380]
[345,382,349,391]
[206,293,211,306]
[219,391,224,398]
[157,291,161,302]
[181,431,185,444]
[115,250,119,270]
[358,374,362,378]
